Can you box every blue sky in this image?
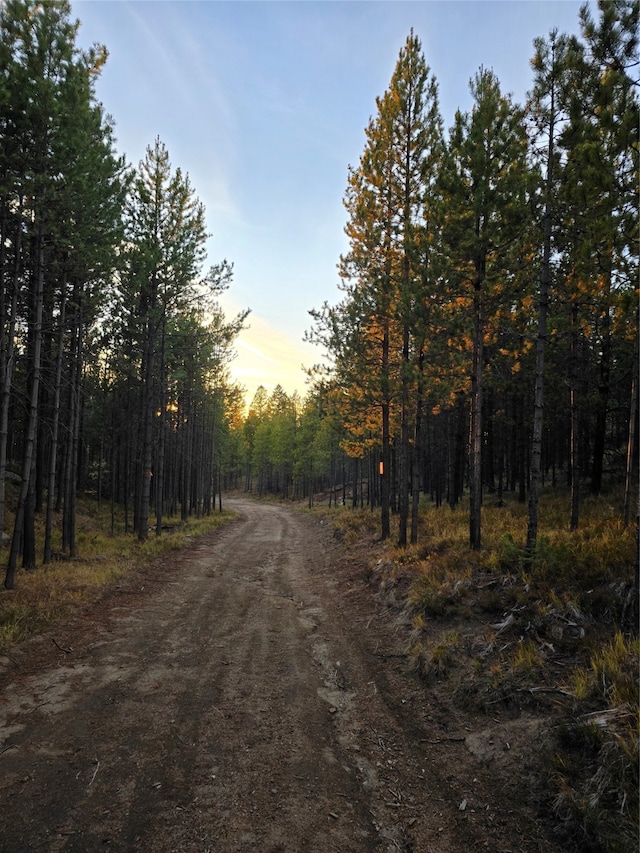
[72,0,591,405]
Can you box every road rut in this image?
[0,499,556,852]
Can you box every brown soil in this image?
[0,498,564,852]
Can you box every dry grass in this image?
[306,504,380,545]
[0,497,234,655]
[549,632,639,851]
[315,487,638,851]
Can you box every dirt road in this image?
[0,499,559,852]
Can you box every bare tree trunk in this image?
[590,266,612,495]
[469,278,485,551]
[139,311,156,541]
[62,302,82,558]
[623,326,638,528]
[527,147,554,548]
[380,313,391,541]
[22,456,37,569]
[0,203,23,545]
[155,316,166,536]
[5,217,45,588]
[410,349,424,545]
[398,323,410,547]
[44,269,66,563]
[181,393,193,522]
[569,303,580,532]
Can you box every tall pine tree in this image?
[439,68,532,550]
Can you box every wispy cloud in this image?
[237,338,280,366]
[219,294,316,403]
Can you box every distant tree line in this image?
[241,1,639,550]
[0,0,248,587]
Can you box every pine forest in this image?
[0,2,638,849]
[0,1,637,575]
[248,3,638,556]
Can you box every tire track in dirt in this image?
[0,498,551,852]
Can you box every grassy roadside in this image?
[0,495,235,654]
[311,490,639,853]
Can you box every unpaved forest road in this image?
[0,499,559,853]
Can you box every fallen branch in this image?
[52,638,72,654]
[374,651,407,659]
[420,736,466,744]
[519,686,574,697]
[491,612,516,634]
[579,706,634,728]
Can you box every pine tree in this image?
[123,138,207,540]
[375,31,443,546]
[526,30,571,551]
[557,0,638,527]
[312,31,443,542]
[439,68,532,550]
[1,0,124,586]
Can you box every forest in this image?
[0,0,637,581]
[0,0,250,589]
[0,2,637,849]
[246,1,639,553]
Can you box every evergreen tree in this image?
[526,30,571,551]
[122,138,208,540]
[375,30,443,546]
[312,31,443,542]
[439,68,532,550]
[0,0,125,586]
[557,0,638,527]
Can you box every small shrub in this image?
[413,629,461,682]
[551,722,638,853]
[512,639,544,674]
[407,550,472,618]
[551,633,639,852]
[590,632,639,707]
[491,532,525,573]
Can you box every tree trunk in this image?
[469,276,485,551]
[181,394,193,522]
[527,194,552,547]
[410,349,424,544]
[155,316,167,536]
[590,270,612,495]
[62,304,82,558]
[5,216,45,589]
[139,313,156,540]
[44,269,66,562]
[380,315,391,541]
[22,460,37,569]
[569,303,580,532]
[0,203,23,545]
[516,394,527,504]
[623,326,638,529]
[397,323,410,547]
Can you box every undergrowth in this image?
[551,631,639,852]
[317,488,639,853]
[309,505,380,545]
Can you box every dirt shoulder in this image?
[0,498,563,852]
